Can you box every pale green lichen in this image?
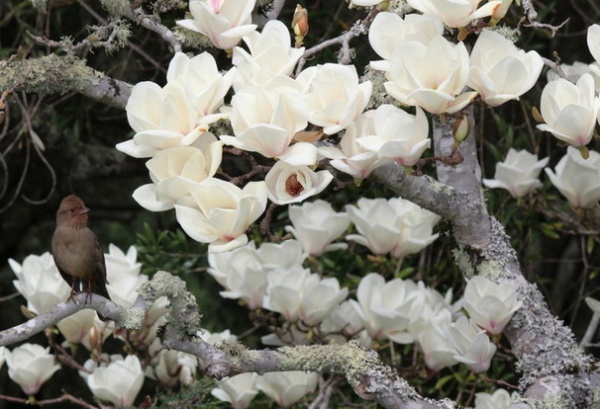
[99,0,128,16]
[118,307,145,330]
[30,0,47,13]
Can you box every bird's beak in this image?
[78,206,90,215]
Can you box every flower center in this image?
[285,174,305,197]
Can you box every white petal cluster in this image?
[285,200,351,256]
[545,146,600,208]
[537,74,600,148]
[469,30,544,107]
[104,244,147,308]
[474,388,519,409]
[149,349,197,387]
[463,276,522,335]
[483,148,548,198]
[82,354,145,406]
[176,0,257,49]
[345,197,440,258]
[5,344,60,395]
[212,373,259,409]
[587,24,600,78]
[407,0,503,28]
[265,161,333,205]
[443,316,497,373]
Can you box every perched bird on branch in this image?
[51,195,111,316]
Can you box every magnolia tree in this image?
[1,0,600,408]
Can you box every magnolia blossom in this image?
[212,373,259,409]
[482,148,548,198]
[285,200,351,256]
[349,273,422,343]
[132,135,223,211]
[416,311,458,371]
[346,197,440,258]
[104,244,147,308]
[355,105,430,167]
[56,310,104,347]
[85,354,144,406]
[257,371,318,407]
[166,51,236,118]
[588,24,600,77]
[176,0,257,49]
[444,316,497,373]
[5,344,60,395]
[368,12,444,71]
[232,20,304,90]
[299,63,373,134]
[318,110,391,178]
[463,276,522,335]
[547,61,600,90]
[118,81,207,158]
[220,86,317,166]
[385,36,477,114]
[468,30,544,107]
[10,252,70,314]
[265,161,333,205]
[175,179,268,252]
[407,0,503,28]
[475,389,518,409]
[537,73,600,148]
[151,349,197,387]
[545,146,600,208]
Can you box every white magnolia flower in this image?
[257,371,318,407]
[407,0,503,28]
[416,310,458,371]
[85,354,145,406]
[176,0,257,49]
[265,161,333,205]
[212,373,259,409]
[132,135,223,211]
[346,197,440,258]
[299,63,373,134]
[285,200,351,256]
[10,252,70,314]
[368,12,444,71]
[318,110,391,179]
[545,146,600,208]
[474,388,518,409]
[175,179,268,252]
[444,316,497,373]
[547,61,600,90]
[355,104,430,167]
[299,275,349,326]
[256,239,307,270]
[166,51,236,119]
[220,86,316,166]
[321,301,371,347]
[232,19,304,90]
[5,344,60,395]
[587,24,600,71]
[56,309,102,346]
[118,81,208,158]
[262,265,309,322]
[468,30,544,107]
[482,148,549,198]
[537,73,600,148]
[349,273,422,343]
[463,276,522,335]
[104,244,147,308]
[151,349,197,387]
[385,36,477,114]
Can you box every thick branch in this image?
[0,54,132,109]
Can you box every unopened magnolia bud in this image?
[579,145,590,160]
[453,116,469,145]
[292,4,308,47]
[531,106,543,123]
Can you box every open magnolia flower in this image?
[176,0,257,49]
[545,146,600,208]
[5,344,60,395]
[285,200,351,256]
[385,36,477,114]
[212,373,259,409]
[483,148,548,198]
[220,86,317,166]
[264,161,333,205]
[463,276,522,335]
[232,19,304,90]
[407,0,503,28]
[299,63,373,135]
[355,104,430,167]
[587,24,600,77]
[468,30,544,107]
[84,355,144,407]
[166,52,236,118]
[368,12,444,71]
[174,179,268,252]
[118,81,207,158]
[318,110,391,179]
[346,197,440,258]
[257,372,318,408]
[443,316,497,373]
[132,135,223,211]
[537,73,600,148]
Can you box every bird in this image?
[51,195,112,317]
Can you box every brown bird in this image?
[51,195,112,310]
